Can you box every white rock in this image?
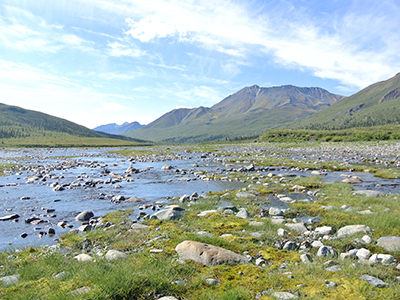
[337,225,371,238]
[356,248,371,260]
[74,254,93,262]
[105,250,127,260]
[315,226,333,236]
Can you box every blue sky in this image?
[0,0,399,128]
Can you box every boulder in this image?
[175,241,248,267]
[0,275,20,287]
[317,246,336,257]
[0,214,20,221]
[377,236,400,252]
[285,223,307,233]
[75,210,94,222]
[152,206,185,220]
[236,208,250,219]
[105,250,127,260]
[74,254,93,262]
[337,225,371,238]
[342,177,362,184]
[359,275,388,288]
[353,190,383,197]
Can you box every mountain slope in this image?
[293,73,400,129]
[0,103,146,144]
[93,121,145,135]
[126,85,343,143]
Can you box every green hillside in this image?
[293,73,400,129]
[126,85,342,143]
[0,103,151,147]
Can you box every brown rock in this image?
[175,241,248,267]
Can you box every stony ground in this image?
[1,141,400,299]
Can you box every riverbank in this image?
[1,142,400,299]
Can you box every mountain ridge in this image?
[292,72,400,129]
[125,84,343,143]
[93,121,145,135]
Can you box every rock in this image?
[285,223,307,233]
[78,224,91,232]
[54,271,67,280]
[325,280,337,287]
[197,210,218,217]
[74,254,93,262]
[0,214,20,221]
[277,228,288,237]
[236,208,250,219]
[158,297,179,300]
[161,164,173,170]
[353,190,383,197]
[271,218,286,225]
[369,254,394,264]
[255,257,268,266]
[152,206,185,220]
[342,177,362,184]
[337,225,371,238]
[359,275,388,288]
[48,227,56,235]
[271,291,299,299]
[325,265,342,272]
[125,196,142,203]
[0,274,20,287]
[269,207,285,216]
[315,226,333,236]
[356,248,371,260]
[361,235,373,244]
[179,194,190,203]
[236,192,256,199]
[300,253,312,263]
[20,232,28,238]
[317,246,336,257]
[75,210,94,222]
[131,223,148,230]
[175,241,248,267]
[105,250,127,260]
[283,241,297,251]
[205,278,220,285]
[376,236,400,252]
[249,221,264,227]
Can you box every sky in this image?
[0,0,399,129]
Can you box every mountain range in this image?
[93,121,145,135]
[125,85,343,143]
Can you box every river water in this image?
[0,148,399,251]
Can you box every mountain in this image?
[93,121,145,135]
[0,103,146,144]
[125,85,343,143]
[293,73,400,130]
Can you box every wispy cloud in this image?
[119,0,400,89]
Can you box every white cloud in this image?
[0,59,151,128]
[120,0,400,89]
[107,41,146,57]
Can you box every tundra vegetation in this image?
[1,141,400,299]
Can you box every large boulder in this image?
[337,225,371,238]
[105,250,127,260]
[75,210,94,222]
[152,206,185,220]
[175,241,248,267]
[377,236,400,252]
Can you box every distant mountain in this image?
[125,85,343,143]
[293,73,400,129]
[93,121,144,135]
[0,103,144,143]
